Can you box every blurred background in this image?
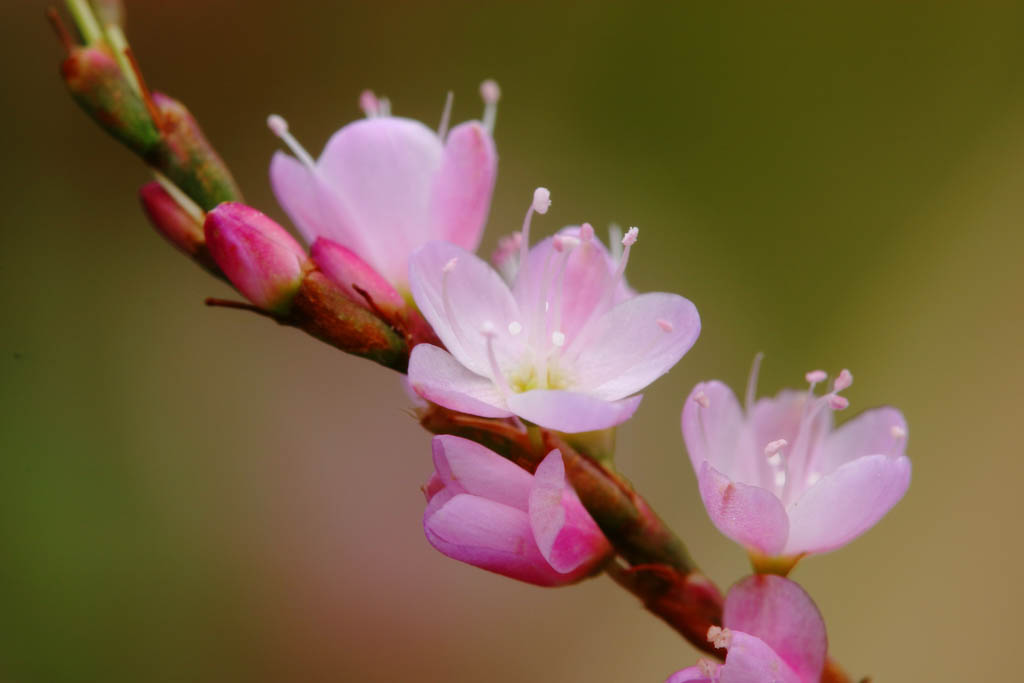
[2,1,1022,680]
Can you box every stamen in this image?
[805,369,827,385]
[437,90,454,140]
[267,114,317,171]
[378,97,392,117]
[694,390,710,408]
[764,439,788,458]
[551,331,566,347]
[891,424,907,439]
[833,368,853,392]
[697,659,719,678]
[359,90,380,117]
[518,187,551,268]
[480,79,501,134]
[492,233,523,283]
[579,222,595,242]
[707,626,733,649]
[828,395,849,410]
[608,224,624,261]
[656,319,674,333]
[508,321,523,336]
[745,352,765,413]
[481,322,512,397]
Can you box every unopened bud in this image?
[204,203,308,314]
[61,46,162,157]
[310,238,405,320]
[150,93,242,211]
[139,181,218,273]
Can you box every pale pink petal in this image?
[431,435,533,510]
[573,292,700,401]
[423,493,568,586]
[430,121,497,251]
[269,151,325,244]
[784,453,911,556]
[529,450,611,574]
[718,632,803,683]
[681,381,745,476]
[666,666,716,683]
[316,117,444,285]
[506,390,642,433]
[820,406,908,475]
[697,461,789,557]
[723,575,826,683]
[409,241,521,377]
[408,344,512,419]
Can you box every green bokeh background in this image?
[3,1,1023,680]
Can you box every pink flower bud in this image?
[139,181,216,271]
[422,436,612,586]
[204,202,308,314]
[309,237,405,320]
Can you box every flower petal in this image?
[269,151,324,244]
[719,632,803,683]
[409,242,521,377]
[408,344,512,418]
[529,450,611,574]
[316,117,444,285]
[572,292,701,401]
[430,121,497,252]
[431,435,533,510]
[666,666,716,683]
[681,381,746,476]
[723,575,827,683]
[423,493,568,586]
[820,406,908,475]
[697,461,789,556]
[784,453,911,556]
[506,390,642,433]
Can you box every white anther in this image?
[833,368,853,392]
[707,626,733,649]
[480,321,497,336]
[764,439,788,458]
[621,226,639,246]
[508,321,523,336]
[805,369,827,384]
[533,187,551,214]
[267,113,317,171]
[891,425,907,439]
[694,390,710,408]
[480,79,500,134]
[443,257,458,274]
[551,331,566,347]
[657,318,674,333]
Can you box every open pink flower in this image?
[667,574,827,683]
[422,435,612,586]
[266,83,499,293]
[681,360,911,566]
[407,188,701,433]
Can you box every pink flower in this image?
[204,202,309,313]
[406,188,701,433]
[667,574,827,683]
[422,435,612,586]
[266,83,499,293]
[681,360,911,565]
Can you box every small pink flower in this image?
[681,360,911,564]
[422,435,612,586]
[266,83,499,293]
[204,202,308,313]
[407,188,701,433]
[667,575,827,683]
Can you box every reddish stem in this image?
[46,8,75,54]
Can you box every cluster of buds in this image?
[51,5,913,682]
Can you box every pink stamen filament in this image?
[481,324,512,398]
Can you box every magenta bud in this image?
[139,181,218,271]
[204,203,308,314]
[310,238,406,319]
